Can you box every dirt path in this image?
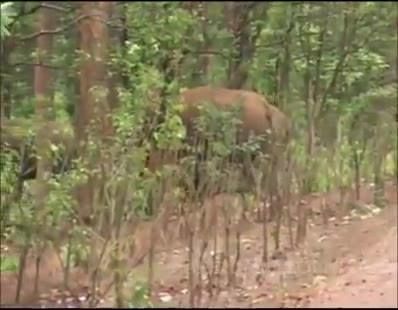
[307,201,397,308]
[1,182,397,308]
[144,183,398,308]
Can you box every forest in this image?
[0,1,397,308]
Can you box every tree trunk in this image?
[304,79,316,194]
[118,3,130,89]
[225,2,249,89]
[224,2,266,90]
[189,2,211,85]
[34,2,56,216]
[0,37,16,119]
[76,2,114,224]
[276,3,295,110]
[373,124,386,207]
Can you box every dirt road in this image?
[309,225,397,308]
[307,189,397,308]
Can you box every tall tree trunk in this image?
[225,2,250,89]
[187,2,211,85]
[119,2,130,90]
[31,4,56,297]
[0,37,16,119]
[224,2,267,89]
[277,4,295,111]
[76,2,114,224]
[107,3,119,110]
[34,2,56,216]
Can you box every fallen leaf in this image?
[65,297,74,303]
[181,288,188,295]
[313,275,327,285]
[78,295,87,302]
[348,258,356,264]
[252,297,263,304]
[159,292,173,303]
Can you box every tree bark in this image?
[118,3,129,89]
[225,2,268,89]
[34,2,56,216]
[187,2,211,85]
[0,37,16,119]
[76,2,115,223]
[277,4,295,111]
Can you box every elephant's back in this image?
[179,86,271,136]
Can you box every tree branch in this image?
[10,62,62,70]
[318,11,379,116]
[19,14,105,41]
[9,4,42,29]
[318,10,352,112]
[7,3,75,34]
[40,3,73,13]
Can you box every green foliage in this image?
[0,254,18,272]
[126,281,153,308]
[61,233,90,268]
[0,151,19,230]
[119,3,197,92]
[195,103,242,156]
[0,2,15,38]
[154,112,186,150]
[0,151,18,196]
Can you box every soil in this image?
[1,181,397,308]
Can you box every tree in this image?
[0,2,16,118]
[33,2,56,205]
[76,2,115,223]
[224,2,269,89]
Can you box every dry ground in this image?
[1,181,397,308]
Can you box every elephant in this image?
[179,85,291,155]
[146,86,292,216]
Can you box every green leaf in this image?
[0,2,15,37]
[0,254,19,272]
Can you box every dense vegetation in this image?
[0,2,396,307]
